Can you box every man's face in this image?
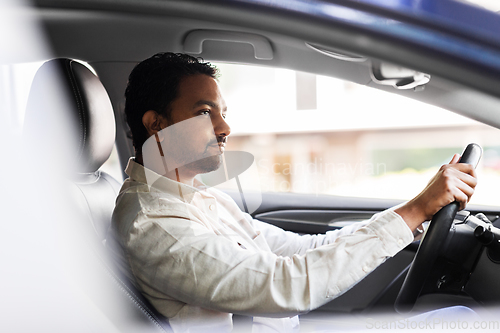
[160,74,230,175]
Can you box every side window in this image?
[215,62,499,206]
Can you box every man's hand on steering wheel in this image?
[395,153,478,232]
[394,144,482,313]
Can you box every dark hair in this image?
[124,52,219,153]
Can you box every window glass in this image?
[215,62,500,206]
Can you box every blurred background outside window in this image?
[215,62,500,206]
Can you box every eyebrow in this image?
[193,100,227,111]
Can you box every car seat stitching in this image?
[65,60,87,162]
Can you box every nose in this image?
[213,113,231,138]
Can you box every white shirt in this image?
[109,159,414,333]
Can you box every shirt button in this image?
[209,204,215,211]
[362,265,370,273]
[397,239,404,246]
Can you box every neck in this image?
[164,167,197,187]
[135,149,199,187]
[135,152,144,166]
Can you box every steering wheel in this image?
[394,143,482,313]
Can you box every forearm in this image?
[394,199,428,232]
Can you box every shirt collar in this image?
[125,158,206,199]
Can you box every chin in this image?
[185,155,222,174]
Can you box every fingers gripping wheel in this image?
[394,143,482,313]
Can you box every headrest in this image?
[24,59,116,174]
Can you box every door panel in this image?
[255,209,379,234]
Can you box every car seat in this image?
[23,58,173,332]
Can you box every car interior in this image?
[5,0,500,331]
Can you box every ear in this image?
[142,110,167,137]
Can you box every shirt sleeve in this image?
[252,216,368,257]
[120,203,414,317]
[252,209,413,257]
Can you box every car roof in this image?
[26,0,500,128]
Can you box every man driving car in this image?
[109,52,477,333]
